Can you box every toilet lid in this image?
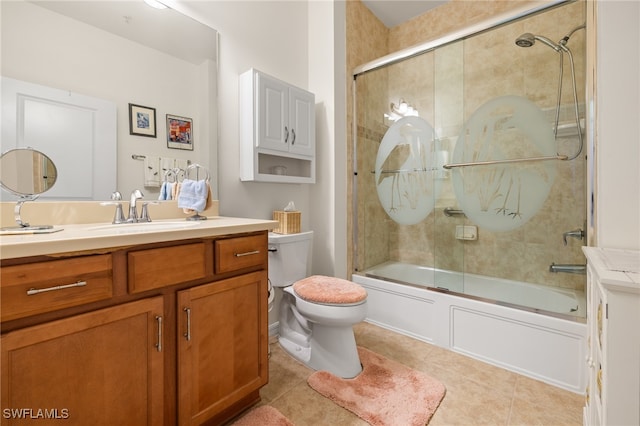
[292,275,367,305]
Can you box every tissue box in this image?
[273,211,301,234]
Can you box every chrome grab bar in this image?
[370,167,438,174]
[443,155,567,169]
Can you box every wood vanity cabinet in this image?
[1,297,164,426]
[177,271,268,425]
[0,231,270,426]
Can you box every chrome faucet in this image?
[127,189,144,223]
[563,228,584,245]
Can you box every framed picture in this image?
[128,103,157,138]
[166,114,194,151]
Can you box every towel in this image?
[158,181,174,200]
[177,179,209,212]
[175,158,189,173]
[160,157,175,177]
[172,182,181,200]
[144,156,161,187]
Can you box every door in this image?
[1,77,116,201]
[256,72,288,152]
[177,271,268,425]
[288,86,315,156]
[0,297,164,425]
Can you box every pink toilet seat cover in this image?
[292,275,367,304]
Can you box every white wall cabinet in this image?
[240,68,315,183]
[583,247,640,426]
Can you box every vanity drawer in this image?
[215,234,267,274]
[1,255,113,321]
[128,242,207,294]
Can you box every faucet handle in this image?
[139,201,159,222]
[100,201,126,224]
[563,229,585,245]
[111,191,122,201]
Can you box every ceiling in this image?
[32,1,217,65]
[361,0,448,28]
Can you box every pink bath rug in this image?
[230,405,294,426]
[307,347,446,425]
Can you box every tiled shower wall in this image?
[348,0,586,291]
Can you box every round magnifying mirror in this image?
[1,147,58,231]
[0,147,57,197]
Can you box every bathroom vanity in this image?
[583,247,640,426]
[0,212,277,425]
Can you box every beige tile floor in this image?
[253,321,584,426]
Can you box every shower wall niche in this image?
[354,0,586,294]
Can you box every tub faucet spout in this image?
[549,263,586,274]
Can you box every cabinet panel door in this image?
[288,86,315,157]
[177,271,268,425]
[1,297,164,426]
[256,72,288,152]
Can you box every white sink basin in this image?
[88,221,201,233]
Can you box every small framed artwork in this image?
[128,103,157,138]
[166,114,194,151]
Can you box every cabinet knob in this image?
[284,126,289,144]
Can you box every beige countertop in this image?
[0,216,278,260]
[0,200,278,260]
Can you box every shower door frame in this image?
[351,0,588,274]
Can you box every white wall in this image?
[173,0,348,277]
[596,0,640,250]
[1,1,211,199]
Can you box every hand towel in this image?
[160,157,175,176]
[144,156,161,187]
[158,181,169,200]
[158,181,175,201]
[177,179,208,212]
[175,158,189,172]
[172,182,181,200]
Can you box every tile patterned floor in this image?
[255,322,584,425]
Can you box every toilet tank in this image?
[268,231,313,287]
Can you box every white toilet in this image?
[268,231,368,378]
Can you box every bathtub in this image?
[353,261,587,393]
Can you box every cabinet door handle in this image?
[155,315,163,352]
[284,126,289,144]
[291,128,296,145]
[26,280,87,296]
[183,307,191,341]
[235,250,260,257]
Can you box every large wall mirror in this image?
[1,0,218,201]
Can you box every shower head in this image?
[515,33,561,52]
[515,33,535,47]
